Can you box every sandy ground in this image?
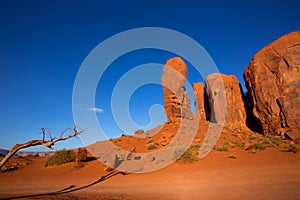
[1,149,300,200]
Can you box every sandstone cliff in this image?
[192,82,207,121]
[162,57,193,124]
[244,31,300,135]
[206,74,249,129]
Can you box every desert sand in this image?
[1,149,300,200]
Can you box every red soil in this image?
[1,149,300,200]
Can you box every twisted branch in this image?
[0,126,83,171]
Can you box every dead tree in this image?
[0,126,83,170]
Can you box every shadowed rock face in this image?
[244,31,300,134]
[162,57,193,124]
[205,74,248,128]
[193,82,207,121]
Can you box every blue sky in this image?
[0,0,299,151]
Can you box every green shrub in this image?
[44,149,75,167]
[104,166,114,172]
[269,132,277,136]
[284,141,300,153]
[269,137,283,147]
[174,147,198,164]
[232,141,245,149]
[146,142,159,150]
[214,144,229,152]
[173,147,185,161]
[249,136,257,140]
[228,153,237,159]
[286,145,299,153]
[223,141,230,146]
[246,142,267,152]
[147,139,154,144]
[190,144,201,150]
[231,133,238,137]
[246,136,284,152]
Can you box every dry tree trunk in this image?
[0,126,83,170]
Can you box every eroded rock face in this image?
[205,74,248,128]
[193,82,207,121]
[244,31,300,134]
[162,57,193,123]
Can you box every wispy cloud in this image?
[87,107,104,113]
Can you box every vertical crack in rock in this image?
[244,30,300,134]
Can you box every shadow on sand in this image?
[0,170,128,200]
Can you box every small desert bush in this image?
[214,144,229,152]
[284,141,300,153]
[147,139,154,144]
[231,133,238,137]
[269,132,277,136]
[246,142,267,152]
[232,141,245,149]
[261,138,278,148]
[190,144,201,150]
[44,149,75,167]
[104,166,114,172]
[228,153,237,159]
[247,137,281,152]
[269,137,283,147]
[249,135,257,140]
[174,146,198,164]
[146,142,159,150]
[223,141,230,146]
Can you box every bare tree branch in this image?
[41,128,45,141]
[47,129,52,140]
[60,127,71,138]
[0,126,83,171]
